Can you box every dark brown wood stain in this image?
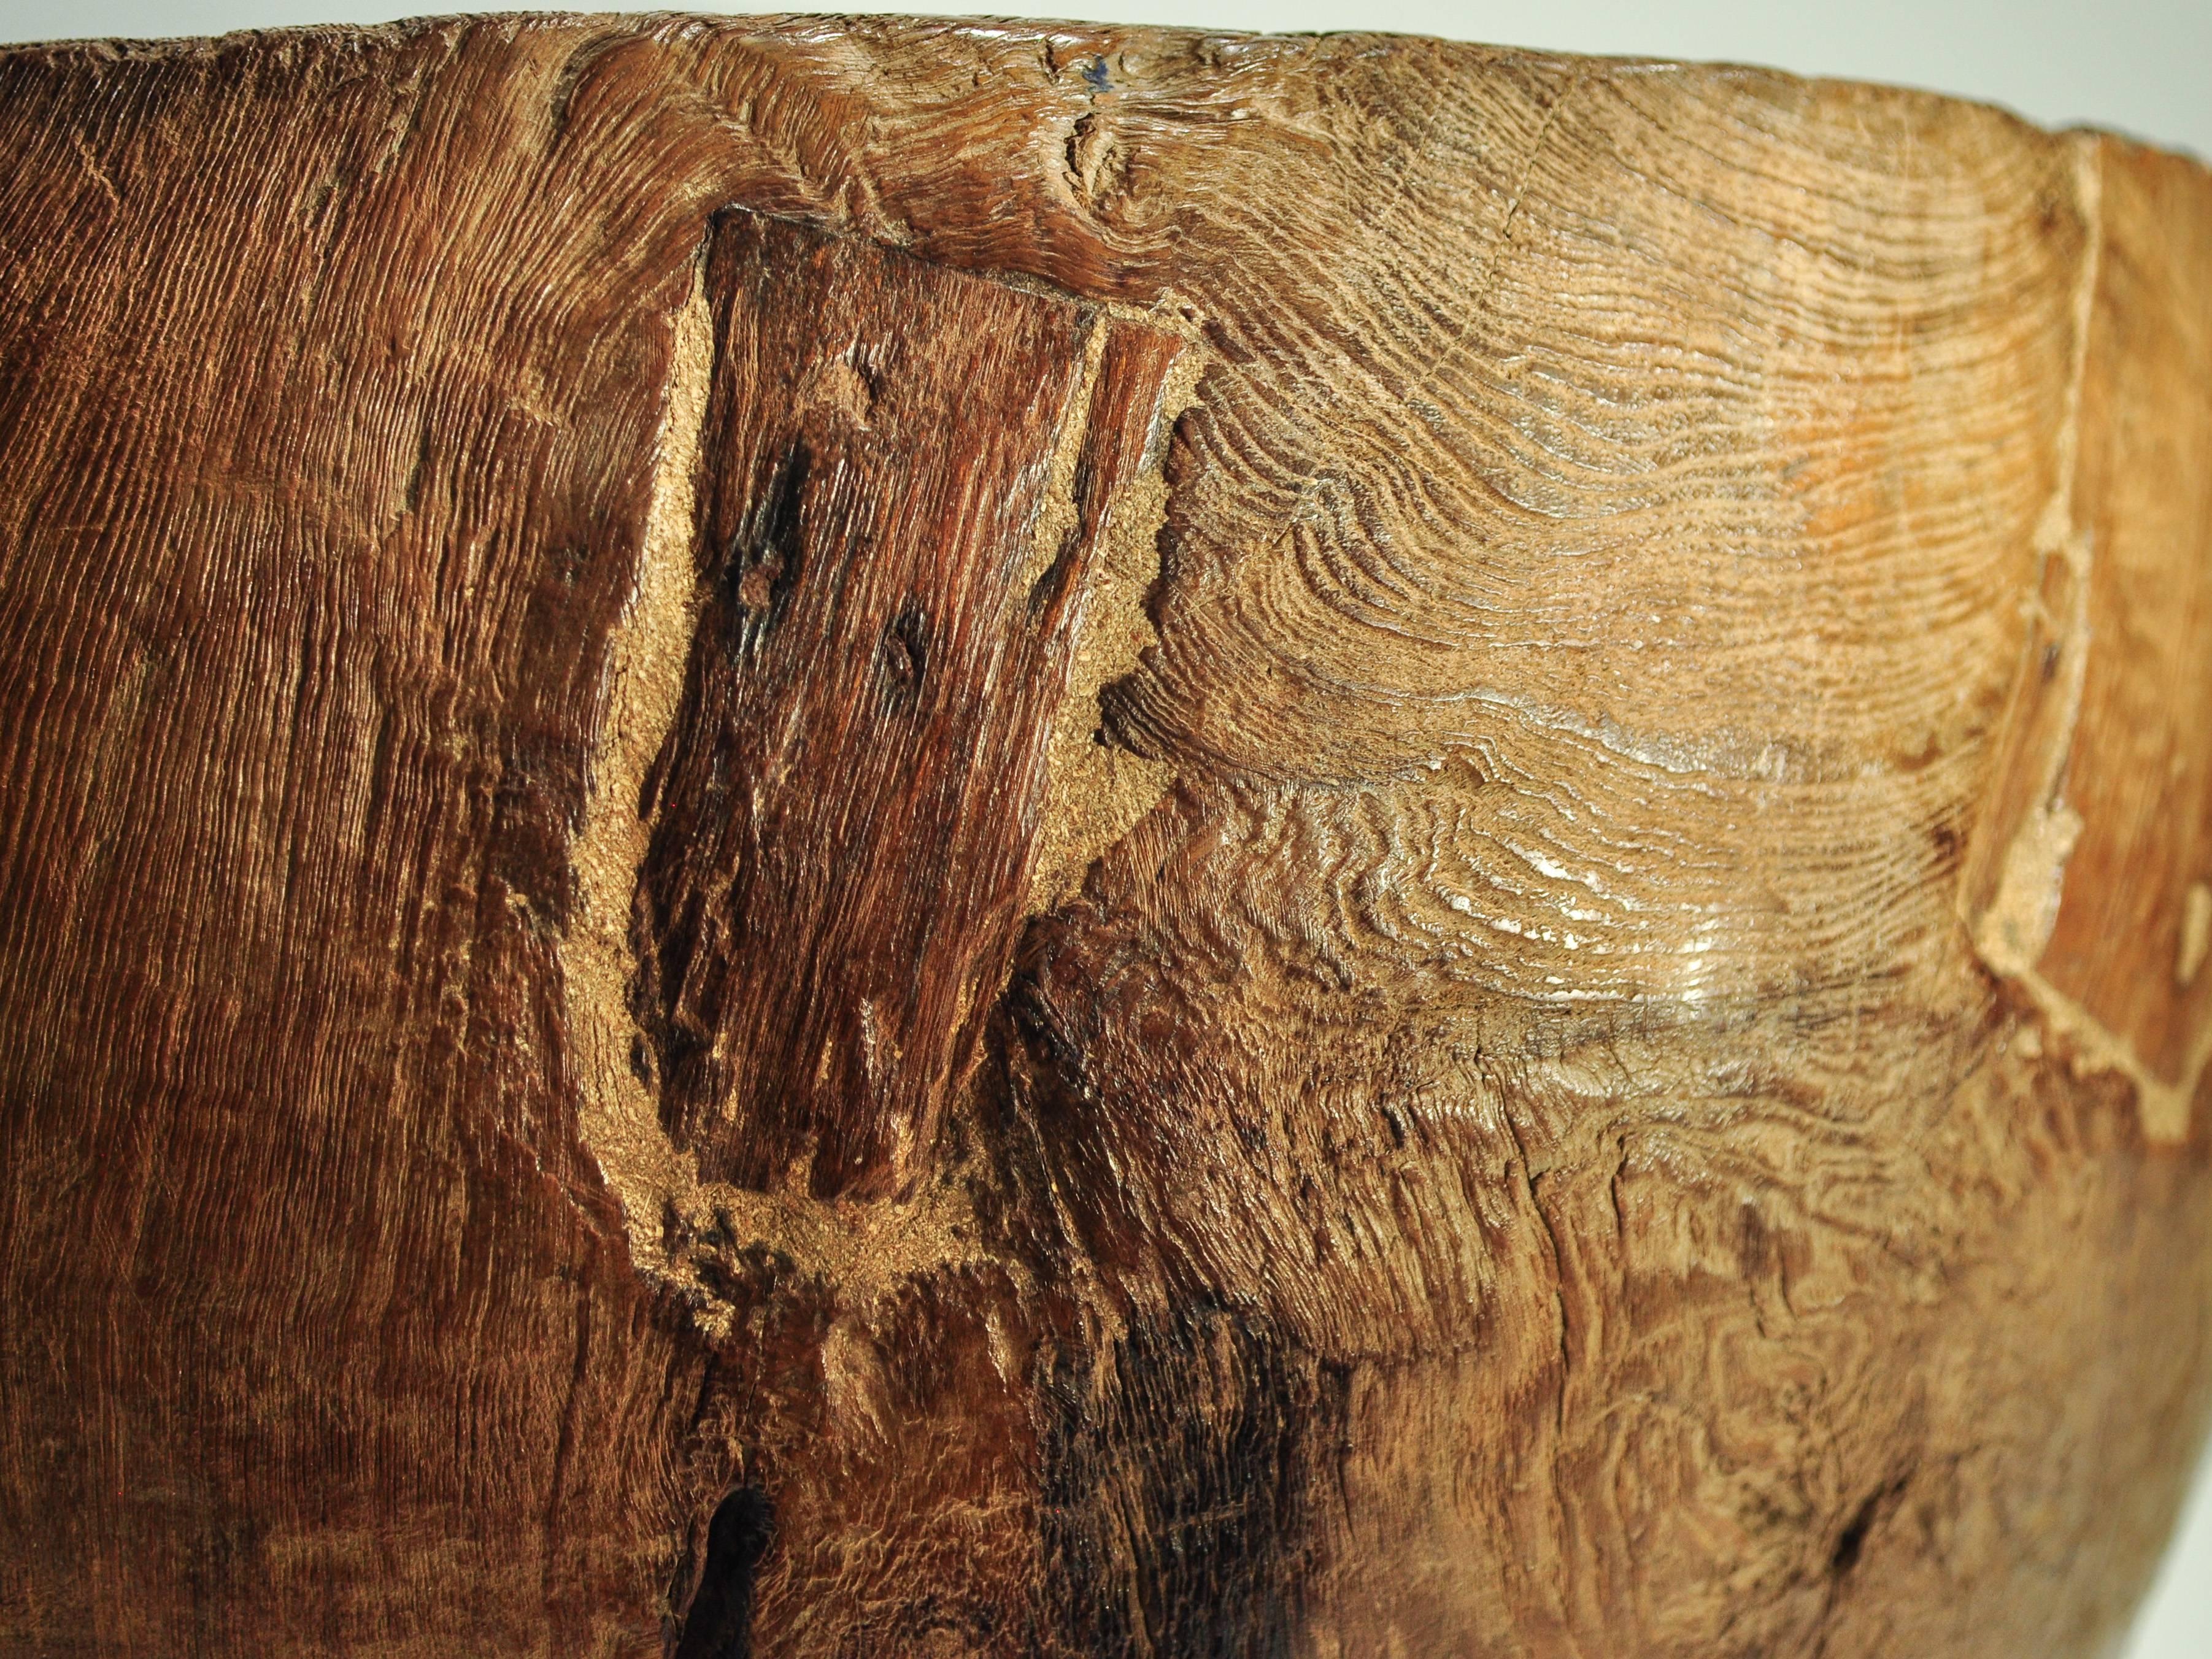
[631,208,1181,1203]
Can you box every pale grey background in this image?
[2,1,2207,1653]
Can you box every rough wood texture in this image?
[1,14,2210,1658]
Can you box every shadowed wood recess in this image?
[2,13,2211,1658]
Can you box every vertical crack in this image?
[1959,135,2201,1140]
[560,242,726,1311]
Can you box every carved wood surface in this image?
[1,15,2210,1657]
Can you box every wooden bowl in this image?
[1,16,2207,1656]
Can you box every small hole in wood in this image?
[671,1484,774,1659]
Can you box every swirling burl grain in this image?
[0,15,2208,1658]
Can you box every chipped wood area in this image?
[571,207,1187,1327]
[1,15,2210,1659]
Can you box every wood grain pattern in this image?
[0,15,2208,1658]
[630,209,1181,1203]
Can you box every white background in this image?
[1,1,2206,1653]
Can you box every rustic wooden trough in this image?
[1,14,2209,1656]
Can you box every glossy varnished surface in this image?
[0,15,2208,1656]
